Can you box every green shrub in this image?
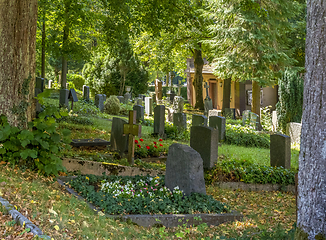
[205,158,296,185]
[260,106,273,132]
[67,74,86,91]
[104,96,120,115]
[165,122,190,141]
[119,103,133,116]
[57,115,94,126]
[225,124,270,148]
[73,99,101,116]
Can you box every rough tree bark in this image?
[251,81,261,116]
[222,78,231,113]
[193,45,204,110]
[296,1,326,239]
[0,0,38,126]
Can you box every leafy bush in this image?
[205,158,296,185]
[69,174,229,215]
[119,103,133,116]
[104,96,120,115]
[73,99,101,116]
[57,114,94,126]
[225,124,270,148]
[67,74,85,91]
[260,106,273,132]
[226,119,242,125]
[0,105,71,176]
[134,138,166,158]
[165,122,190,141]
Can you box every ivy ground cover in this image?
[69,174,230,215]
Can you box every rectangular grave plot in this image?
[71,139,110,147]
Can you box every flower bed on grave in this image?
[68,174,230,215]
[134,138,167,159]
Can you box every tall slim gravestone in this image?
[209,116,226,141]
[145,97,153,116]
[270,134,291,169]
[192,114,208,127]
[110,117,129,156]
[133,105,144,123]
[204,82,213,115]
[95,94,105,112]
[154,105,165,137]
[83,85,90,101]
[165,143,206,196]
[286,122,302,144]
[190,126,218,169]
[173,112,187,130]
[48,80,53,89]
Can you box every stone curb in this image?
[57,177,242,228]
[0,196,51,239]
[214,181,295,193]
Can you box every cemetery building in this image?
[185,58,278,115]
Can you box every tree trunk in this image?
[61,2,70,89]
[0,0,38,127]
[41,18,46,79]
[296,1,326,239]
[193,46,204,110]
[251,81,260,116]
[222,78,231,113]
[166,72,169,87]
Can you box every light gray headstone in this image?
[154,105,165,137]
[242,110,251,126]
[48,80,53,89]
[124,92,131,104]
[209,116,226,141]
[173,112,187,130]
[117,96,124,103]
[59,89,69,108]
[204,99,213,116]
[167,108,174,122]
[172,96,184,113]
[192,114,208,127]
[208,109,222,117]
[250,112,263,131]
[190,126,218,169]
[286,122,302,144]
[83,85,90,101]
[103,94,107,102]
[165,143,206,196]
[133,105,144,123]
[95,94,105,112]
[110,117,128,156]
[272,111,278,132]
[270,134,291,169]
[224,108,236,119]
[145,97,153,116]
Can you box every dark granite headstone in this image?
[209,116,226,141]
[165,143,206,196]
[270,134,291,169]
[173,112,187,130]
[110,117,128,155]
[224,108,236,119]
[83,85,90,101]
[154,105,165,137]
[190,126,218,169]
[117,96,124,103]
[35,77,44,92]
[59,89,69,108]
[95,94,104,112]
[68,89,78,102]
[133,105,144,123]
[192,114,208,127]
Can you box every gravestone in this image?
[103,94,107,102]
[145,97,153,116]
[83,85,90,101]
[190,126,218,169]
[35,88,43,113]
[208,109,222,117]
[173,112,187,130]
[270,134,291,169]
[35,77,45,113]
[165,143,206,196]
[172,96,184,113]
[250,112,263,131]
[286,122,302,144]
[204,99,213,116]
[224,108,236,119]
[272,111,278,132]
[242,110,251,126]
[110,117,129,156]
[133,105,144,123]
[167,108,174,122]
[209,116,226,141]
[124,92,131,104]
[59,89,69,108]
[95,94,105,112]
[169,91,176,104]
[192,114,208,127]
[68,89,78,110]
[117,96,124,103]
[48,80,53,89]
[134,97,142,106]
[154,105,165,137]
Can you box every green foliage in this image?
[276,68,304,133]
[134,139,166,158]
[119,103,133,116]
[225,124,270,148]
[0,103,71,176]
[205,158,296,186]
[260,106,273,132]
[165,122,190,141]
[103,96,120,115]
[67,74,85,91]
[73,99,101,116]
[57,115,93,126]
[69,174,229,215]
[148,86,187,100]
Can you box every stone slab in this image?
[192,114,208,127]
[209,116,226,141]
[270,133,291,169]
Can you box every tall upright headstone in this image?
[270,134,291,169]
[110,117,129,156]
[83,85,90,101]
[286,122,302,144]
[124,92,131,104]
[154,105,165,137]
[134,98,142,106]
[190,126,218,169]
[48,80,53,89]
[173,112,187,130]
[145,97,153,116]
[165,143,206,196]
[133,105,144,123]
[224,108,236,119]
[59,89,69,108]
[192,114,208,127]
[95,94,105,112]
[204,82,213,115]
[209,116,226,141]
[172,96,184,113]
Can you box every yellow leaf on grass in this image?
[54,225,59,231]
[49,207,58,216]
[98,211,105,217]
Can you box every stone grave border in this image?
[57,176,242,228]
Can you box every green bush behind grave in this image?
[225,124,270,148]
[205,158,296,185]
[69,174,230,215]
